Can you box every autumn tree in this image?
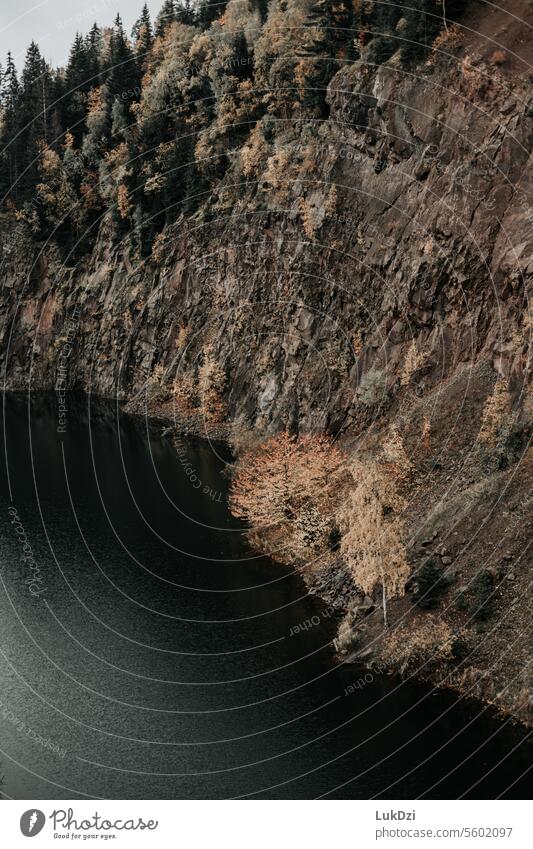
[422,414,431,452]
[198,345,226,427]
[381,424,413,488]
[230,431,345,563]
[400,339,426,386]
[172,371,198,418]
[254,0,309,118]
[132,19,199,245]
[82,85,108,163]
[338,457,410,627]
[479,376,513,447]
[231,431,297,530]
[477,375,521,469]
[34,143,79,243]
[0,0,352,233]
[294,0,337,113]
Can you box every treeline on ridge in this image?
[0,0,468,257]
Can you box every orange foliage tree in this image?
[198,345,226,427]
[230,431,345,563]
[479,376,513,447]
[337,456,410,628]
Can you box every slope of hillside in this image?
[0,0,532,722]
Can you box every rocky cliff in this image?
[2,10,532,420]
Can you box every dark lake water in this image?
[0,392,530,799]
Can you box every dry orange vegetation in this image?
[230,431,345,562]
[226,360,532,724]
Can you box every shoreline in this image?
[2,387,531,730]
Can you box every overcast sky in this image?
[0,0,163,69]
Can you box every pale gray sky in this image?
[0,0,163,68]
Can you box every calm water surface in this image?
[0,393,530,799]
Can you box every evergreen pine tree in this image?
[132,4,153,65]
[49,69,67,148]
[231,31,253,80]
[85,23,103,79]
[107,15,140,111]
[175,0,196,25]
[155,0,177,36]
[196,0,227,30]
[0,53,19,124]
[401,0,468,65]
[64,33,94,146]
[255,0,269,23]
[361,0,402,65]
[410,559,448,609]
[0,52,21,202]
[66,33,89,87]
[18,42,53,197]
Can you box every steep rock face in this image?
[1,18,532,723]
[1,49,531,436]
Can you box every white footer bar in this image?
[1,799,529,848]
